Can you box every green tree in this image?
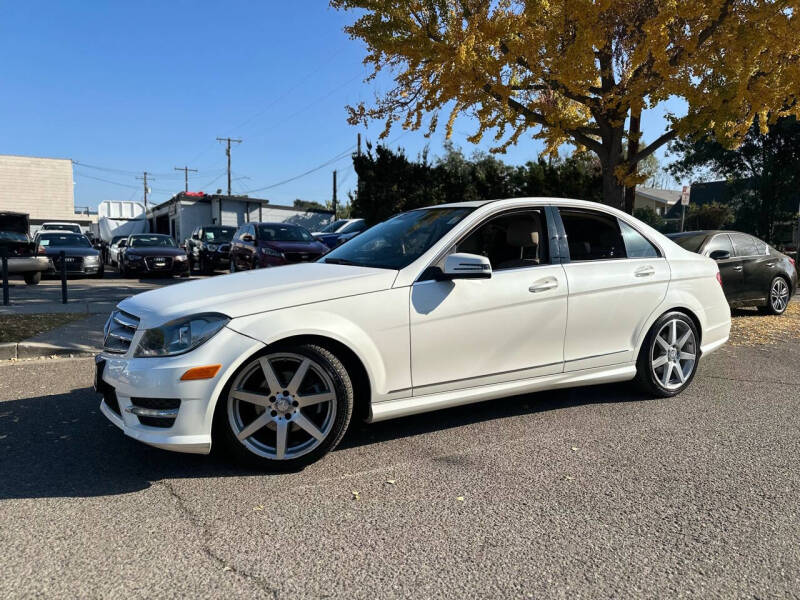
[669,115,800,241]
[684,202,734,230]
[633,206,666,230]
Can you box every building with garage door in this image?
[147,192,334,243]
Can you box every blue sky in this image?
[0,0,684,211]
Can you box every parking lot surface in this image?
[1,338,798,598]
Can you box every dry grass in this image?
[0,313,87,344]
[728,301,800,347]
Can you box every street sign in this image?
[681,185,690,206]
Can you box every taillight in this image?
[716,272,722,285]
[790,257,796,268]
[37,245,47,255]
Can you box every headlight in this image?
[207,243,218,252]
[260,246,283,257]
[134,313,229,357]
[84,255,99,262]
[174,254,188,261]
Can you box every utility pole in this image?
[174,165,198,193]
[357,133,361,157]
[136,172,154,212]
[216,137,242,196]
[332,170,337,218]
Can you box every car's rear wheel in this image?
[23,271,41,285]
[215,343,353,470]
[760,276,790,316]
[635,311,699,397]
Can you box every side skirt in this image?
[369,363,637,423]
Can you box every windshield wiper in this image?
[324,258,361,266]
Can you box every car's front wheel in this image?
[23,271,41,285]
[215,343,354,470]
[635,311,699,397]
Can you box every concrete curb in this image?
[0,341,99,360]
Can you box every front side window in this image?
[130,235,176,248]
[731,233,757,257]
[258,224,313,242]
[560,209,625,261]
[619,220,659,258]
[323,207,473,270]
[704,234,734,257]
[454,210,548,270]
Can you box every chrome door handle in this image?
[529,277,558,293]
[733,266,743,271]
[634,265,655,277]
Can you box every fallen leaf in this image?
[571,447,578,451]
[253,505,264,511]
[564,476,574,481]
[222,566,232,572]
[352,491,360,500]
[456,496,464,501]
[386,479,396,485]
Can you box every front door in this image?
[557,208,670,371]
[409,208,567,395]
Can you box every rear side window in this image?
[704,234,734,257]
[731,233,757,257]
[752,237,768,255]
[560,209,625,261]
[619,220,659,258]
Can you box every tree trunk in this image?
[599,127,626,210]
[624,109,642,215]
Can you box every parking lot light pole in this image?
[1,247,8,306]
[60,251,68,304]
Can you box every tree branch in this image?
[629,129,678,164]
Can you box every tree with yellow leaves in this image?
[332,0,800,212]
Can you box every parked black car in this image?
[185,225,236,274]
[229,222,329,272]
[33,231,104,278]
[120,234,189,278]
[0,211,49,284]
[668,230,797,315]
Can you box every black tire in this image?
[199,255,208,274]
[121,262,130,278]
[214,343,354,471]
[635,311,700,398]
[23,271,41,285]
[759,276,790,316]
[229,257,236,273]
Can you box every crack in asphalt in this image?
[155,480,280,599]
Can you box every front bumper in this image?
[125,257,190,275]
[5,256,49,274]
[97,325,265,454]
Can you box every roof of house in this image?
[635,187,682,206]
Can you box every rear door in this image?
[702,233,742,300]
[730,233,764,303]
[557,207,670,371]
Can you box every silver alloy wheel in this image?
[770,278,789,313]
[650,319,696,391]
[227,352,337,460]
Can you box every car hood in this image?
[42,246,99,257]
[263,240,328,253]
[125,247,185,257]
[118,262,398,328]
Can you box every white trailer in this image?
[96,201,148,243]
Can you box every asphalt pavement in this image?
[0,341,798,598]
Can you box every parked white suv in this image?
[96,198,731,469]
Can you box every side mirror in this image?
[438,253,492,280]
[241,234,254,243]
[192,233,200,240]
[709,250,730,261]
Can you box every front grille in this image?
[284,252,322,263]
[218,244,231,253]
[52,255,84,270]
[103,309,139,354]
[131,397,181,410]
[145,256,173,270]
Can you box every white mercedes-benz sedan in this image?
[96,198,731,469]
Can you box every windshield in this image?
[258,224,314,242]
[340,220,365,234]
[130,235,176,248]
[322,207,473,270]
[111,236,125,245]
[668,233,707,253]
[319,220,347,233]
[44,224,81,233]
[38,233,90,248]
[203,226,236,242]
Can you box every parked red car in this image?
[229,222,328,271]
